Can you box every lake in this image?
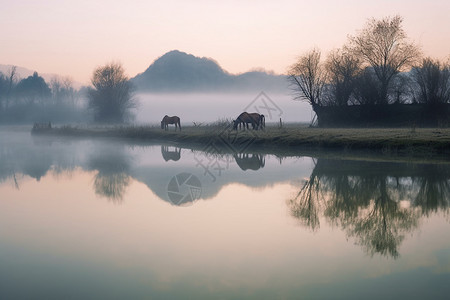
[1,126,449,299]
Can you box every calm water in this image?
[1,126,449,299]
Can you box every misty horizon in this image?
[134,92,313,124]
[0,49,288,89]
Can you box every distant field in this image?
[32,124,450,158]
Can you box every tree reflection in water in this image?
[289,159,321,231]
[88,147,131,204]
[413,164,450,216]
[288,159,450,258]
[93,173,130,203]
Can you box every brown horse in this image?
[248,113,265,130]
[161,115,181,131]
[233,112,263,130]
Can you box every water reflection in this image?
[288,159,450,258]
[161,145,181,162]
[1,128,449,259]
[87,145,131,203]
[234,153,265,171]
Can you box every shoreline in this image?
[30,124,450,161]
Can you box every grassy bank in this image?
[31,124,450,158]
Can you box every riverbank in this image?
[30,124,450,159]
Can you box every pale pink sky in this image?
[1,0,449,84]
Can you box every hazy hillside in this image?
[132,50,287,93]
[2,51,288,93]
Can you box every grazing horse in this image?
[232,112,261,130]
[161,115,181,131]
[247,113,265,130]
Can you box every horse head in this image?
[232,119,239,130]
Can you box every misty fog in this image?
[134,92,313,125]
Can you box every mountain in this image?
[131,50,287,93]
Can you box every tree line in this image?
[288,15,450,126]
[0,62,136,124]
[0,68,86,123]
[2,15,448,126]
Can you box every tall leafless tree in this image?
[5,66,17,109]
[325,48,361,106]
[349,15,421,104]
[412,57,450,104]
[288,48,327,109]
[352,67,381,105]
[50,77,62,105]
[50,76,76,106]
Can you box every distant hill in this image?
[131,50,287,93]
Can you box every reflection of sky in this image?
[1,173,449,299]
[1,127,450,298]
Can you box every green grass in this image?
[32,123,450,158]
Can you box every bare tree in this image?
[0,73,6,111]
[412,57,450,104]
[62,77,76,106]
[324,48,361,106]
[352,67,381,105]
[50,77,62,105]
[50,76,76,106]
[87,62,136,123]
[288,48,327,109]
[5,66,17,109]
[349,15,421,104]
[390,73,413,104]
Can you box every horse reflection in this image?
[161,145,181,162]
[234,153,265,171]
